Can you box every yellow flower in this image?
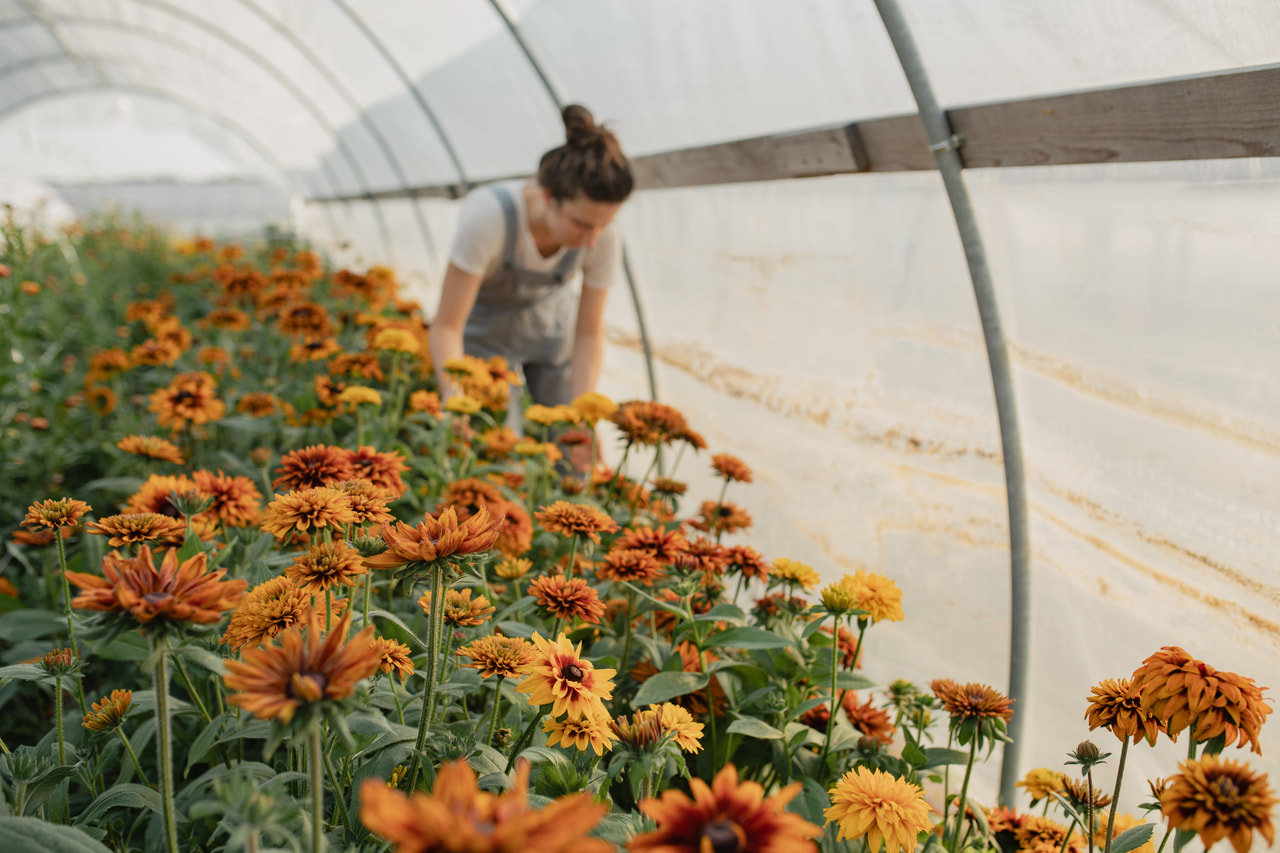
[543,712,617,756]
[515,632,615,721]
[843,570,905,623]
[821,578,859,615]
[457,635,537,679]
[1016,768,1066,802]
[445,394,481,414]
[654,703,704,754]
[22,498,91,530]
[338,385,383,411]
[772,557,820,591]
[493,558,533,580]
[826,766,934,853]
[526,404,580,426]
[370,327,420,354]
[570,392,617,426]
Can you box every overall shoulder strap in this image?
[489,184,519,269]
[552,249,583,284]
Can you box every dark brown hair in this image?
[537,105,633,204]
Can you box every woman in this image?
[430,105,634,407]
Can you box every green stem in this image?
[1186,720,1198,760]
[818,615,842,769]
[604,442,633,509]
[390,677,406,726]
[172,656,213,725]
[54,675,65,766]
[154,641,180,853]
[405,568,445,793]
[1059,818,1081,853]
[713,478,730,543]
[362,573,373,627]
[1087,770,1096,853]
[118,729,150,787]
[950,736,979,853]
[310,722,323,853]
[54,534,77,657]
[1103,739,1129,853]
[505,708,547,771]
[566,534,581,578]
[699,645,718,766]
[325,588,333,633]
[322,737,351,837]
[487,677,504,747]
[1156,827,1173,853]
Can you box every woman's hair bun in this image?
[562,104,602,147]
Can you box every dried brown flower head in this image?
[273,444,356,491]
[1160,756,1276,853]
[1086,677,1163,745]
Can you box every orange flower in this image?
[201,308,251,330]
[418,587,496,627]
[534,501,619,545]
[0,577,18,597]
[330,352,385,382]
[843,570,905,624]
[842,691,895,745]
[1016,815,1076,853]
[83,689,133,731]
[689,500,753,537]
[331,479,395,527]
[277,302,332,338]
[86,513,187,547]
[260,487,358,539]
[725,545,769,581]
[632,763,820,853]
[825,766,931,853]
[117,435,184,465]
[677,536,730,576]
[359,759,609,853]
[289,337,342,363]
[610,400,691,446]
[66,545,247,627]
[130,338,182,367]
[528,575,606,624]
[237,392,284,417]
[479,426,518,456]
[23,497,91,530]
[345,446,410,499]
[221,575,313,650]
[612,526,689,564]
[1086,677,1163,746]
[287,542,367,593]
[711,453,753,483]
[1017,768,1066,802]
[224,613,380,723]
[1161,756,1276,853]
[932,680,1014,723]
[273,444,356,491]
[516,632,616,721]
[544,713,617,757]
[148,371,225,431]
[365,507,503,572]
[457,635,537,679]
[193,470,263,528]
[1132,647,1271,754]
[125,473,197,517]
[408,390,441,417]
[597,549,665,586]
[371,637,415,682]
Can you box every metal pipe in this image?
[484,0,661,403]
[871,0,1031,806]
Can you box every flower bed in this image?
[0,213,1273,853]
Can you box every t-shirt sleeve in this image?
[448,188,505,278]
[581,222,623,291]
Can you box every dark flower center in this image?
[700,820,744,853]
[142,591,173,608]
[563,664,585,682]
[1210,776,1242,805]
[172,390,196,404]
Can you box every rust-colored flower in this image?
[932,680,1014,723]
[359,759,609,853]
[825,766,931,853]
[224,613,380,723]
[534,501,619,545]
[371,637,415,682]
[516,632,616,721]
[365,506,503,571]
[689,500,753,537]
[330,352,385,381]
[632,763,820,853]
[66,545,247,627]
[544,712,617,757]
[23,497,92,530]
[613,526,689,564]
[237,392,284,418]
[418,587,495,627]
[1017,768,1066,803]
[273,444,356,491]
[149,371,225,431]
[677,535,730,576]
[287,542,367,593]
[260,487,358,539]
[842,692,895,746]
[610,400,690,447]
[345,446,410,499]
[1060,775,1112,812]
[331,479,395,527]
[711,453,753,483]
[0,577,18,597]
[82,689,133,731]
[221,575,312,650]
[457,635,537,679]
[193,469,263,528]
[408,390,441,417]
[117,435,184,465]
[725,545,769,581]
[85,384,118,415]
[1161,756,1276,853]
[88,348,131,379]
[1016,816,1075,853]
[528,575,605,624]
[130,338,182,367]
[125,473,197,517]
[201,307,251,330]
[597,549,665,586]
[1087,677,1163,746]
[86,513,187,547]
[442,477,504,508]
[277,302,332,338]
[1131,647,1271,754]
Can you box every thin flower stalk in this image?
[310,721,323,853]
[53,535,89,715]
[118,728,149,787]
[950,735,979,853]
[1087,770,1096,853]
[819,614,842,768]
[487,676,505,747]
[154,641,180,853]
[405,567,445,793]
[1103,738,1130,853]
[322,736,351,840]
[54,674,66,765]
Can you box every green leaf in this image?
[704,627,792,650]
[902,742,928,768]
[1173,827,1197,853]
[171,644,226,675]
[0,664,49,683]
[789,777,830,827]
[370,609,428,649]
[0,817,114,852]
[801,614,830,640]
[1111,824,1155,853]
[74,784,162,826]
[185,713,233,776]
[725,717,784,740]
[834,672,875,690]
[496,620,535,639]
[1201,733,1227,756]
[693,603,747,624]
[19,763,81,815]
[632,672,709,707]
[0,609,62,643]
[82,476,145,495]
[922,747,971,768]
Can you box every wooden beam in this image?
[311,63,1280,203]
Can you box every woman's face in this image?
[543,189,622,249]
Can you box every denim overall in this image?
[463,184,583,406]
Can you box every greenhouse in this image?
[0,1,1276,851]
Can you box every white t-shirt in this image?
[448,179,623,291]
